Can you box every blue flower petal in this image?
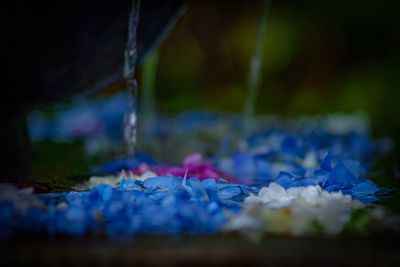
[143,176,181,191]
[351,181,379,197]
[218,185,241,199]
[274,172,296,189]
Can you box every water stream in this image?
[124,0,141,154]
[242,0,269,140]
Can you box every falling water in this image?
[124,0,141,154]
[242,0,269,138]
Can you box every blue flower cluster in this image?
[217,122,384,204]
[91,111,385,204]
[0,177,257,238]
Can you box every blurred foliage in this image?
[147,0,399,143]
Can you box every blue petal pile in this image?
[216,121,383,204]
[0,178,257,238]
[91,112,386,204]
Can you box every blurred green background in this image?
[146,0,399,141]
